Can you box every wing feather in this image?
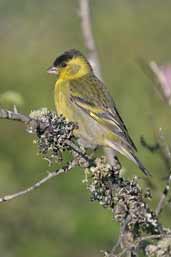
[70,75,137,152]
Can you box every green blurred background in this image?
[0,0,171,256]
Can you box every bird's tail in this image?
[129,152,151,176]
[106,141,151,176]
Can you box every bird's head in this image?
[47,49,92,80]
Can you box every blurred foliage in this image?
[0,90,24,107]
[0,0,171,256]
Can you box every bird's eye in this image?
[61,62,67,68]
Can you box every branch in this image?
[0,107,169,257]
[141,128,171,217]
[0,3,170,255]
[155,173,171,216]
[0,107,30,123]
[157,127,171,170]
[154,128,171,216]
[0,160,76,203]
[0,107,92,165]
[113,234,171,257]
[79,0,102,79]
[0,107,91,202]
[86,158,163,256]
[140,136,160,153]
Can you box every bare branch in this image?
[154,128,171,216]
[157,127,171,170]
[0,107,30,123]
[0,160,76,203]
[155,173,171,216]
[79,0,102,79]
[141,128,171,217]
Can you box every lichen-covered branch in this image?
[0,107,170,256]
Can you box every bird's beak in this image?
[47,66,58,75]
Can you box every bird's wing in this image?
[70,75,137,152]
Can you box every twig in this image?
[79,0,102,79]
[116,234,171,257]
[109,217,131,257]
[117,248,128,257]
[65,139,94,166]
[0,160,76,203]
[154,128,171,216]
[157,127,171,170]
[141,129,171,216]
[156,173,171,216]
[0,107,30,123]
[138,233,171,242]
[140,136,160,153]
[134,233,171,255]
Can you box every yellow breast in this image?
[54,79,74,120]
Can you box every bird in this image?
[47,49,150,176]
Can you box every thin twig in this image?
[109,217,131,257]
[156,173,171,216]
[140,136,160,153]
[65,139,95,166]
[138,233,171,242]
[134,233,171,254]
[141,128,171,217]
[0,160,76,203]
[157,127,171,170]
[118,248,128,257]
[0,107,30,123]
[79,0,102,79]
[155,128,171,216]
[116,234,171,257]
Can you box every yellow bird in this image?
[48,49,150,176]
